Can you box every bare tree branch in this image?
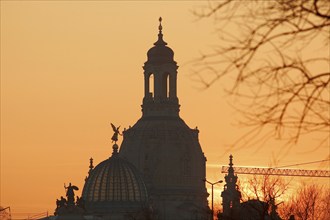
[193,0,330,146]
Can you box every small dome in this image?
[146,41,175,65]
[82,150,148,213]
[145,17,175,65]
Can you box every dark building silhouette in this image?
[221,155,241,218]
[82,144,149,218]
[119,17,209,220]
[218,155,282,220]
[49,18,210,220]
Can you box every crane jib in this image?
[221,166,330,178]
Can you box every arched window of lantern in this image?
[148,73,154,98]
[162,72,170,99]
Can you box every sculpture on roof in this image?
[110,123,121,143]
[56,196,67,208]
[54,184,84,216]
[64,183,79,205]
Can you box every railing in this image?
[27,212,48,220]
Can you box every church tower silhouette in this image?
[141,17,179,117]
[221,155,241,218]
[119,18,209,219]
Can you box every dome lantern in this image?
[145,17,175,65]
[142,17,179,117]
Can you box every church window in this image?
[162,73,170,99]
[149,73,154,98]
[166,73,170,98]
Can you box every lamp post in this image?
[203,179,223,220]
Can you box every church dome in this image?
[145,17,175,65]
[146,44,174,65]
[81,145,148,213]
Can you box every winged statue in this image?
[64,183,79,205]
[110,123,121,143]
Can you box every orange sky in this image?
[1,1,329,218]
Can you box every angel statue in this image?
[111,123,121,143]
[64,183,79,206]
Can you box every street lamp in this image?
[203,179,223,220]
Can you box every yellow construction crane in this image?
[221,159,330,177]
[221,166,330,177]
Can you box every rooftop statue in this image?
[64,183,79,206]
[54,184,84,216]
[110,123,121,143]
[56,196,66,208]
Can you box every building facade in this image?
[119,18,209,220]
[50,18,210,220]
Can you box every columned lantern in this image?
[142,17,180,117]
[119,18,209,220]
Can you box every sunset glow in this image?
[1,1,329,219]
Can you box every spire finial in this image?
[159,17,163,33]
[154,17,167,46]
[228,154,234,174]
[89,157,94,170]
[88,157,94,175]
[229,154,233,167]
